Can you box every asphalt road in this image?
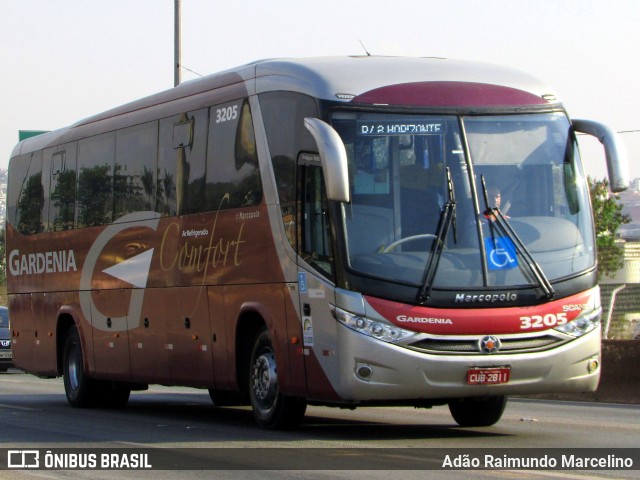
[0,370,638,479]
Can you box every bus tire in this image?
[62,326,97,408]
[249,329,306,429]
[448,395,507,427]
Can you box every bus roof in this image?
[11,56,560,159]
[254,56,558,105]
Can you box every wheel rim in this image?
[251,349,278,412]
[68,344,80,391]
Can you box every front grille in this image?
[407,334,566,355]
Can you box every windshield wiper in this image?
[480,176,555,299]
[417,168,457,304]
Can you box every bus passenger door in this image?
[297,162,341,401]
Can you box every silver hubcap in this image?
[68,346,80,391]
[252,351,277,408]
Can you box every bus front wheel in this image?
[249,329,306,429]
[448,395,507,427]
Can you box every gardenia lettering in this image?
[397,315,452,324]
[9,249,77,276]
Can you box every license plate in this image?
[467,367,510,385]
[0,351,12,359]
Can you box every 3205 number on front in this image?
[520,313,567,330]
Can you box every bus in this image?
[6,56,628,429]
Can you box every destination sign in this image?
[358,120,446,136]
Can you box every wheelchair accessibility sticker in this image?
[484,237,518,270]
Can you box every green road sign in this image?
[19,130,49,141]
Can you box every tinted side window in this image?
[7,154,28,229]
[205,99,262,210]
[77,133,115,227]
[8,152,44,235]
[46,143,77,231]
[300,165,334,279]
[114,122,158,219]
[158,109,208,215]
[259,92,318,245]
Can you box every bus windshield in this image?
[331,111,594,291]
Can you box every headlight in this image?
[554,308,601,338]
[333,306,416,343]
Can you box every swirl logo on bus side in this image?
[78,195,253,332]
[79,211,160,332]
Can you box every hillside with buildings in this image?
[605,179,640,286]
[0,169,6,226]
[619,179,640,240]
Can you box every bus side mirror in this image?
[304,118,351,203]
[572,119,629,192]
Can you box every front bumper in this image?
[332,323,600,402]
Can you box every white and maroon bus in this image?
[6,56,628,429]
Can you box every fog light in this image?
[587,357,599,373]
[356,365,373,380]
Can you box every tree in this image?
[589,177,631,278]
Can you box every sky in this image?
[2,0,640,181]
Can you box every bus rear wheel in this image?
[62,326,130,408]
[249,329,306,429]
[448,395,507,427]
[63,326,97,407]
